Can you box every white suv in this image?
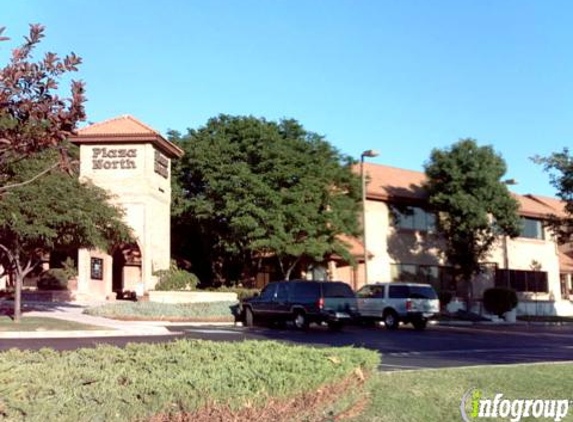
[356,282,440,330]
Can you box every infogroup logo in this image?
[460,388,570,422]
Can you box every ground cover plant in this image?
[83,301,238,321]
[348,362,573,422]
[0,340,379,422]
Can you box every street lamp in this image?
[360,149,379,287]
[502,178,518,288]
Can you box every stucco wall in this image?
[362,197,565,304]
[77,142,173,299]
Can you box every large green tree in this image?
[424,139,521,303]
[172,115,361,283]
[0,148,132,321]
[535,149,573,244]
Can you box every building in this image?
[331,162,573,316]
[68,115,183,301]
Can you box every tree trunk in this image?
[14,271,22,323]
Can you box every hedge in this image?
[0,340,379,422]
[83,301,237,321]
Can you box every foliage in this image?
[0,24,85,190]
[483,287,518,317]
[424,139,521,298]
[0,340,379,422]
[84,301,237,320]
[60,256,78,279]
[534,148,573,244]
[0,147,132,320]
[153,260,200,291]
[171,115,361,283]
[37,269,69,291]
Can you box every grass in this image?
[0,340,379,422]
[348,362,573,422]
[518,315,573,323]
[83,301,238,321]
[0,316,104,332]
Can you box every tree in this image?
[535,148,573,244]
[172,115,361,283]
[0,147,132,322]
[424,139,521,305]
[0,24,85,192]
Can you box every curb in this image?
[0,328,178,339]
[435,320,573,327]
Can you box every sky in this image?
[3,1,572,196]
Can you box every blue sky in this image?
[4,1,572,196]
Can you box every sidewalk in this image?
[0,301,234,339]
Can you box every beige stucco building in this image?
[69,115,183,301]
[333,163,573,316]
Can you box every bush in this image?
[154,261,199,291]
[483,287,518,317]
[0,340,380,422]
[37,269,69,291]
[84,301,237,321]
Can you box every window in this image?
[260,284,276,300]
[495,269,548,292]
[391,263,455,292]
[389,285,410,298]
[276,283,290,301]
[322,283,354,298]
[390,205,436,232]
[520,218,544,240]
[291,282,320,301]
[408,286,438,299]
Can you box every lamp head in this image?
[361,149,379,158]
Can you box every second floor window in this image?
[520,218,544,240]
[391,205,436,232]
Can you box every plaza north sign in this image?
[92,147,137,170]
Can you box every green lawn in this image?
[349,363,573,422]
[518,315,573,323]
[84,300,238,321]
[0,316,104,332]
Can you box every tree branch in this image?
[0,161,60,192]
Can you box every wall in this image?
[77,142,172,299]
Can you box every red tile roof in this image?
[361,162,566,218]
[71,115,184,158]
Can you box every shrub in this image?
[84,301,237,320]
[37,269,69,291]
[483,287,518,317]
[154,260,199,291]
[0,340,380,422]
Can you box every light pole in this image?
[360,149,379,287]
[502,179,518,288]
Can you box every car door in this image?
[368,285,387,317]
[274,282,291,320]
[356,286,374,317]
[252,283,277,317]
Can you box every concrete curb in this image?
[435,320,573,327]
[0,328,177,339]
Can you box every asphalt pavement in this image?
[2,322,572,371]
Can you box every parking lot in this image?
[2,322,572,371]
